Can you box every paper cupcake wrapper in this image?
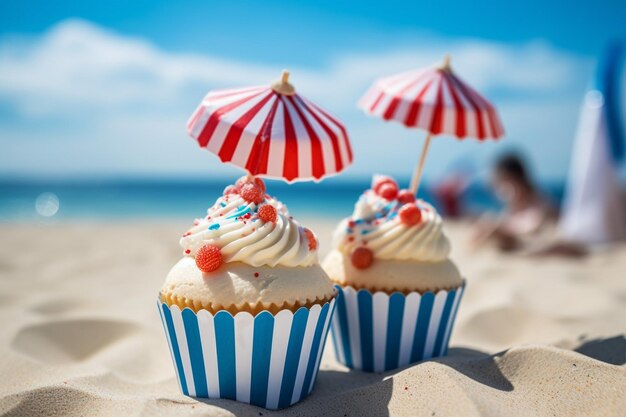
[330,283,465,372]
[158,298,336,409]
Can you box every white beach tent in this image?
[560,43,626,244]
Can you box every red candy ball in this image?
[253,177,266,194]
[196,244,223,273]
[398,203,422,226]
[372,175,397,195]
[223,185,238,195]
[235,175,266,194]
[351,246,374,269]
[240,183,264,204]
[397,189,415,204]
[379,183,398,200]
[235,175,248,189]
[258,204,277,223]
[304,228,317,251]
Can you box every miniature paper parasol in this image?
[358,56,504,194]
[187,71,353,182]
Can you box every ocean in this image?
[0,179,565,222]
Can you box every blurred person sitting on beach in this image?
[471,153,559,252]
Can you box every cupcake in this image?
[323,175,465,372]
[158,176,337,409]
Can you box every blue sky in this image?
[3,0,625,58]
[1,0,625,182]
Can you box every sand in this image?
[1,220,625,416]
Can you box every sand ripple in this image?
[0,222,625,416]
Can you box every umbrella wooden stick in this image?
[409,55,449,195]
[409,133,432,195]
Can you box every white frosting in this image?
[180,193,318,268]
[322,249,462,292]
[333,191,451,262]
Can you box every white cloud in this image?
[0,19,597,181]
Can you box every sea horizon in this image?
[0,177,566,222]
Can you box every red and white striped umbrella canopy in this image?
[187,72,353,182]
[359,59,504,140]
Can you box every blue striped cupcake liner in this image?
[331,283,465,372]
[158,298,336,409]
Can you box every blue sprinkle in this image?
[354,219,365,225]
[361,229,370,235]
[220,202,227,207]
[388,212,398,219]
[208,223,220,230]
[226,206,252,219]
[346,228,353,233]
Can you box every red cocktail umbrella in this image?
[187,71,353,182]
[359,56,504,193]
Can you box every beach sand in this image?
[1,220,625,416]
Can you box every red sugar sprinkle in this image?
[348,236,355,242]
[258,204,277,223]
[223,185,238,196]
[196,244,223,273]
[348,220,356,228]
[184,249,191,254]
[240,183,264,204]
[304,228,317,251]
[253,177,266,193]
[351,246,374,269]
[236,175,266,193]
[254,272,259,278]
[235,176,247,190]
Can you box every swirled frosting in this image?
[180,191,318,268]
[333,190,451,262]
